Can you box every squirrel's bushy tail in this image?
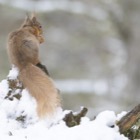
[19,63,61,118]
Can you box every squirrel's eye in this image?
[39,25,42,28]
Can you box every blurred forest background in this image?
[0,0,140,117]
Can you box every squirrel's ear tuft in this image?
[31,11,36,18]
[32,16,37,24]
[21,15,31,27]
[25,15,31,23]
[31,12,37,24]
[25,12,31,23]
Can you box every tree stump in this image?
[63,107,88,127]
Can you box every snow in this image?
[0,79,9,99]
[7,66,19,80]
[116,111,127,121]
[0,67,128,140]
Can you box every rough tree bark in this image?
[117,104,140,140]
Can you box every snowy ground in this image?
[0,67,129,140]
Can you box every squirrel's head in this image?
[21,13,44,43]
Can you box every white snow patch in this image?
[116,111,127,121]
[7,66,19,80]
[0,80,9,99]
[15,89,38,126]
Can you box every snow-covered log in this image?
[0,66,139,140]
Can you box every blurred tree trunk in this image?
[108,0,140,99]
[121,0,140,98]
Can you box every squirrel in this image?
[7,13,61,118]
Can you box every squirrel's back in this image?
[8,28,40,69]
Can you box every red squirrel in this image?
[7,13,61,118]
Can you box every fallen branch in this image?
[117,104,140,139]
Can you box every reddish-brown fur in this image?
[7,14,61,118]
